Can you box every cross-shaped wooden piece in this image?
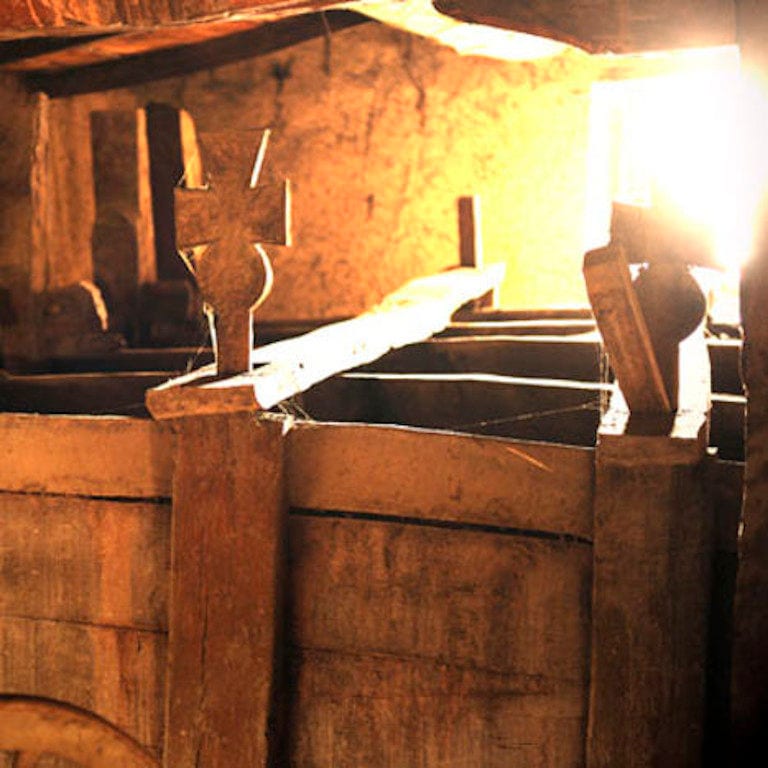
[175,129,291,375]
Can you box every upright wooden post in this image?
[732,4,768,762]
[457,195,497,309]
[587,332,714,768]
[91,109,157,342]
[164,412,290,768]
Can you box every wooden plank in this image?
[583,245,670,413]
[443,318,596,336]
[23,12,368,97]
[0,0,339,36]
[587,330,713,767]
[288,421,594,539]
[432,0,735,53]
[0,617,165,751]
[146,265,505,419]
[0,413,172,498]
[0,492,169,630]
[165,413,288,768]
[301,371,606,447]
[285,514,591,767]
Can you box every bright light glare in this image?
[587,48,768,272]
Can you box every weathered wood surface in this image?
[0,413,172,498]
[146,265,505,419]
[164,413,288,768]
[587,329,713,767]
[91,109,156,342]
[583,245,670,413]
[0,0,340,37]
[432,0,735,53]
[288,421,595,539]
[285,514,591,766]
[0,697,158,768]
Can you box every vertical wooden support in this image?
[587,332,714,768]
[732,4,768,761]
[164,412,290,768]
[91,109,156,342]
[457,195,496,309]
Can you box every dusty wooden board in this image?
[0,492,169,630]
[285,514,591,766]
[432,0,735,53]
[165,413,288,768]
[147,265,505,419]
[0,617,165,751]
[288,421,594,539]
[0,413,172,498]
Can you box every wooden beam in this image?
[0,0,340,37]
[587,328,713,767]
[164,413,289,768]
[431,0,736,54]
[146,265,505,419]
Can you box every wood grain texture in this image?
[0,492,169,630]
[164,413,289,768]
[285,514,591,767]
[288,421,594,538]
[583,245,670,413]
[0,617,165,751]
[0,413,172,498]
[432,0,735,53]
[587,332,713,767]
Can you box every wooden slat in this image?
[146,265,505,419]
[0,617,165,751]
[0,492,169,630]
[285,515,590,767]
[432,0,735,53]
[0,413,172,498]
[288,421,594,539]
[165,413,288,768]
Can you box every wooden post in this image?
[587,330,714,767]
[732,4,768,762]
[164,411,290,768]
[91,109,157,342]
[457,195,497,309]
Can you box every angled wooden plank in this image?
[0,413,172,498]
[287,422,594,539]
[146,265,505,419]
[164,413,289,768]
[583,245,670,413]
